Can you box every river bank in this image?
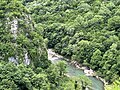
[69,60,107,85]
[48,49,107,88]
[48,49,107,84]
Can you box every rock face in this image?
[0,0,50,68]
[10,19,18,39]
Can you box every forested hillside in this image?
[27,0,120,85]
[1,0,120,89]
[0,0,50,68]
[0,0,92,90]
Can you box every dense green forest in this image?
[0,0,120,90]
[27,0,120,83]
[0,0,91,90]
[0,61,92,90]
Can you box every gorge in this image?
[48,49,104,90]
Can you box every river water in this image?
[48,49,104,90]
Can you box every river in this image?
[48,49,104,90]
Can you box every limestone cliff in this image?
[0,0,50,68]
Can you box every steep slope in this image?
[27,0,120,83]
[0,1,93,90]
[0,0,50,68]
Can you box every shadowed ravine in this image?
[48,49,104,90]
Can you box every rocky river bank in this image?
[48,49,107,89]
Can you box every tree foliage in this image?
[0,61,91,90]
[27,0,120,83]
[0,0,50,69]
